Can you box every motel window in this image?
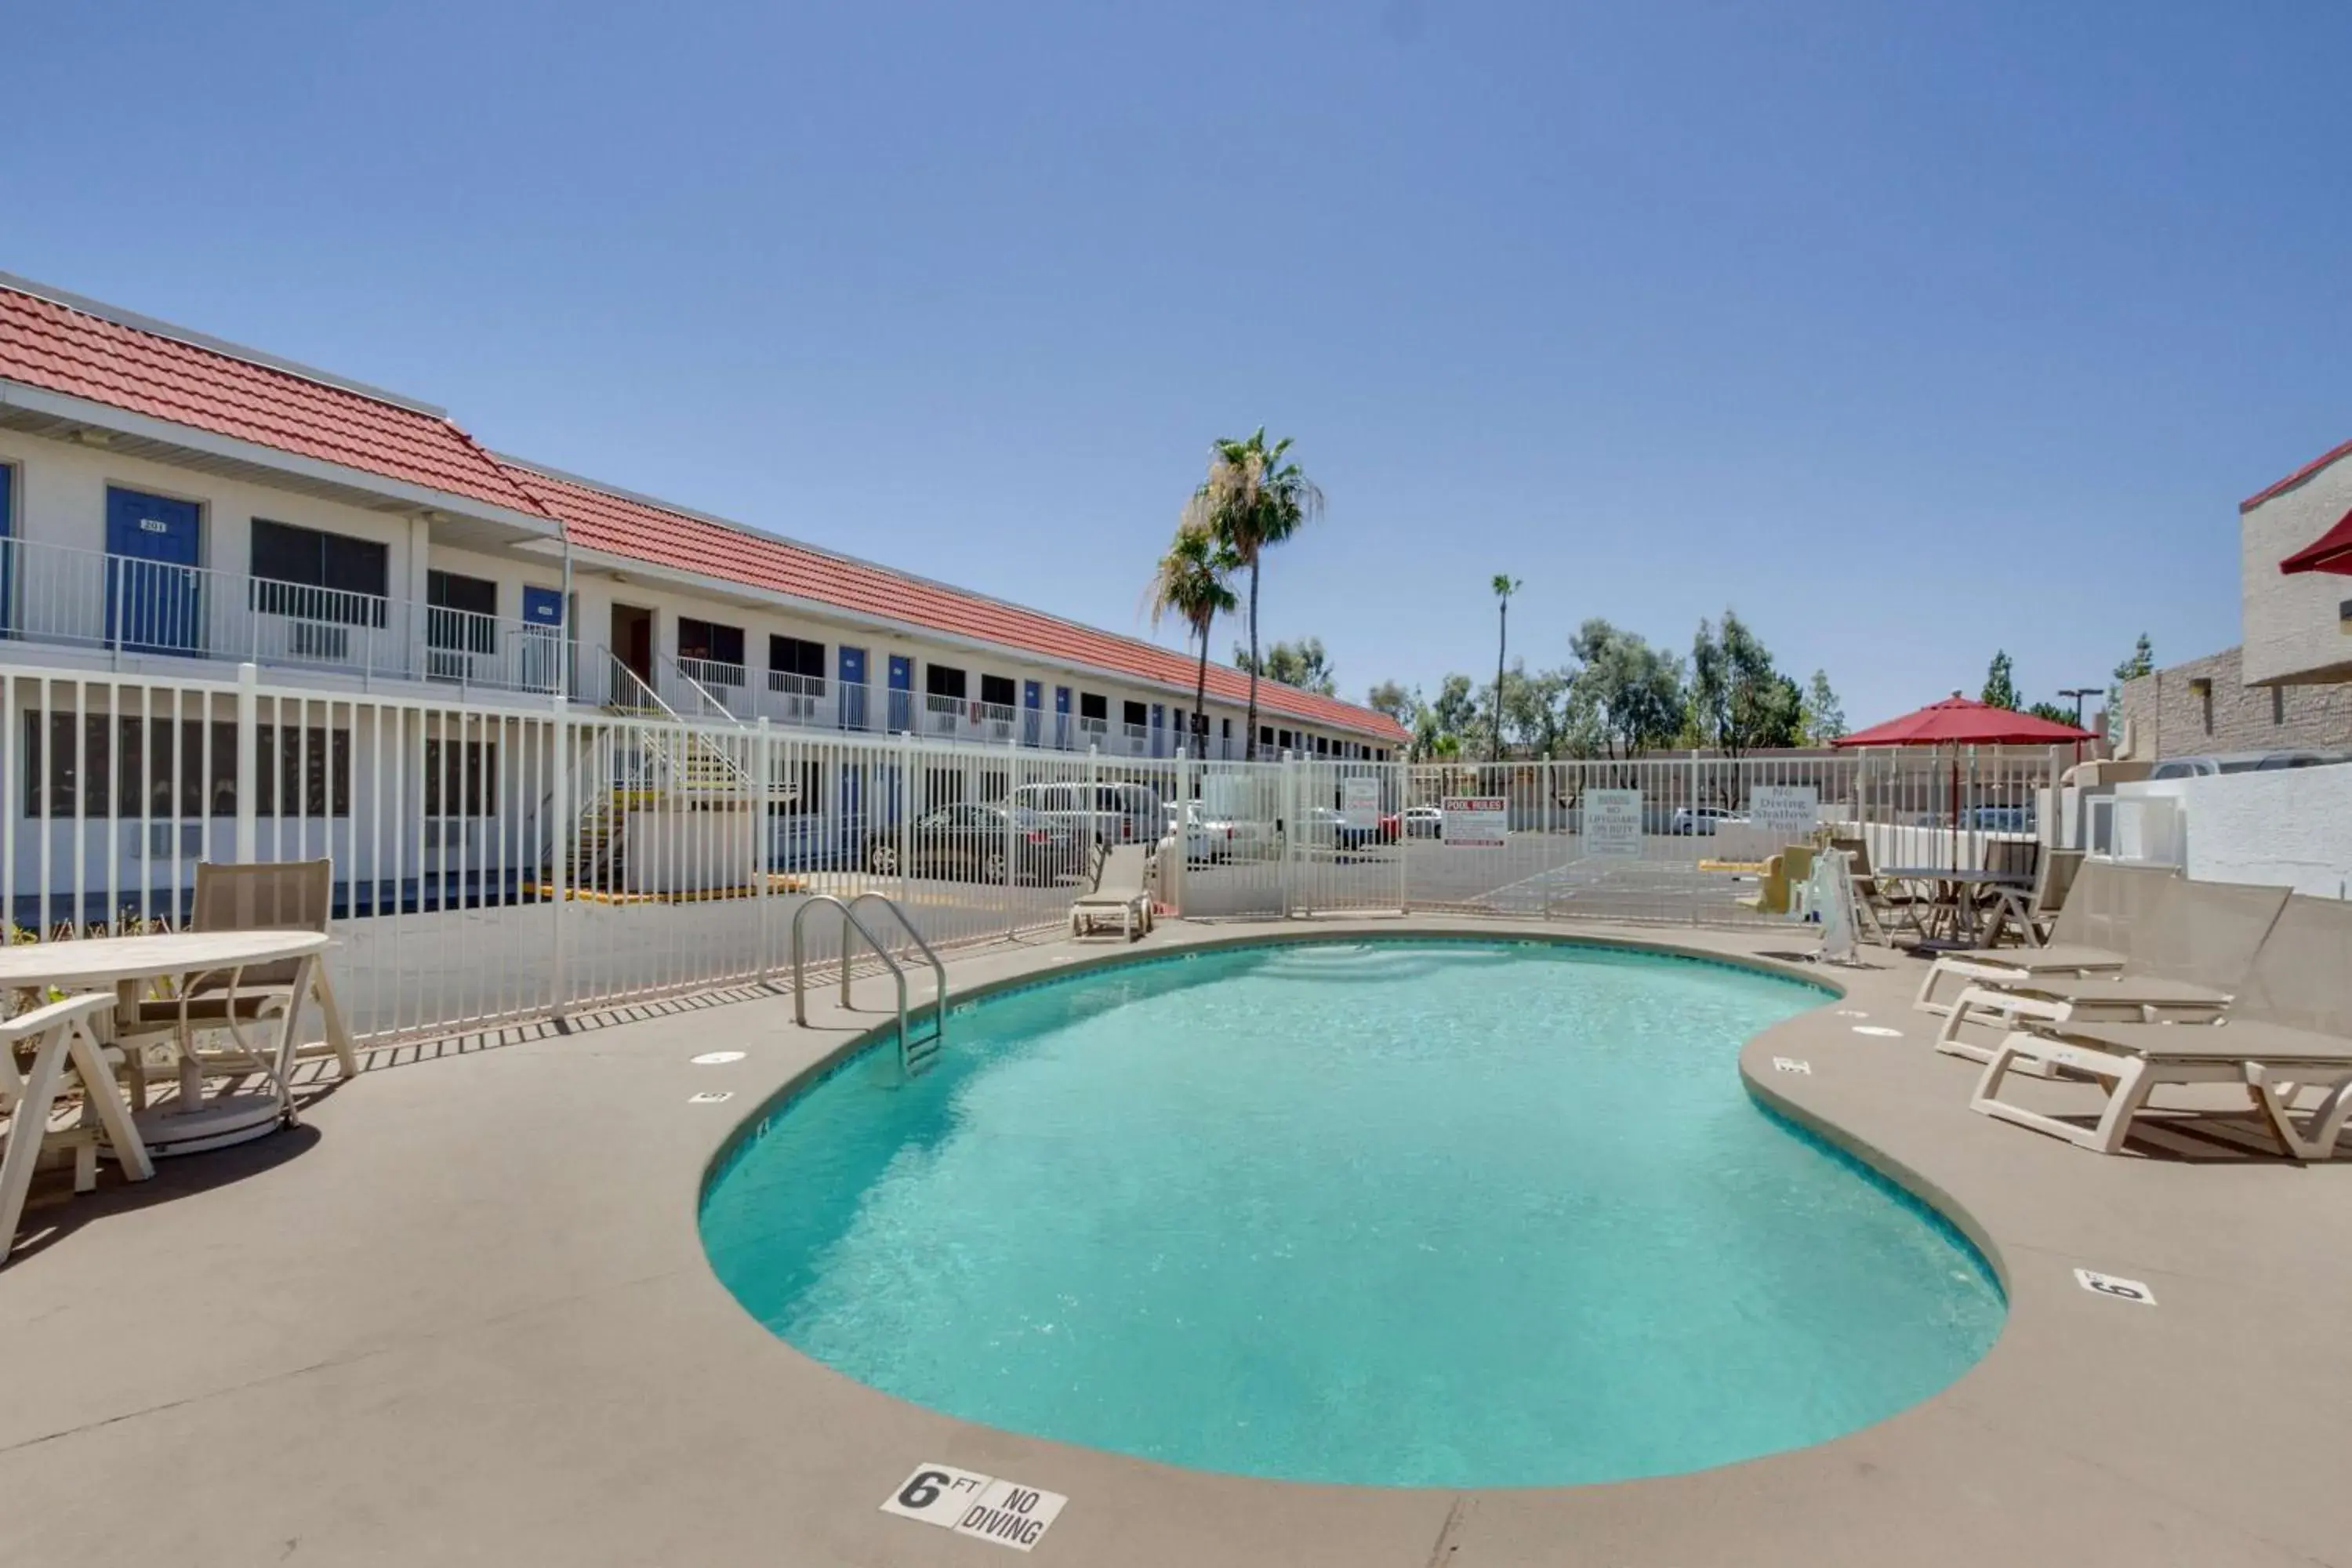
[677,618,746,679]
[770,635,826,681]
[1079,692,1107,722]
[1316,735,1330,756]
[1122,700,1148,728]
[925,664,968,699]
[1259,725,1274,746]
[980,674,1017,710]
[24,713,350,818]
[424,738,497,818]
[426,570,499,654]
[249,519,390,628]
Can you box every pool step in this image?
[902,1013,945,1077]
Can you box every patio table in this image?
[0,931,336,1163]
[1878,867,2034,946]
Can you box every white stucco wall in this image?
[2176,764,2352,898]
[2241,443,2352,686]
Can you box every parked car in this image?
[1163,800,1272,864]
[863,804,1083,884]
[1669,806,1748,836]
[1006,781,1163,845]
[1967,804,2038,832]
[2145,750,2336,780]
[1400,804,1444,838]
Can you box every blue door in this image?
[838,646,868,730]
[106,488,203,655]
[887,655,913,732]
[1054,685,1071,750]
[1022,680,1042,747]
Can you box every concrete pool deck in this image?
[1,916,2346,1567]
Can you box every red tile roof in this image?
[504,460,1409,741]
[0,282,550,521]
[2241,435,2352,513]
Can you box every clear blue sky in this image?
[5,2,2347,728]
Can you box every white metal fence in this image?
[0,658,2071,1047]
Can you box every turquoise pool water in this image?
[700,939,2004,1488]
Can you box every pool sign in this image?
[1440,796,1506,847]
[1582,789,1643,858]
[1341,775,1383,829]
[882,1463,1068,1552]
[1749,784,1820,837]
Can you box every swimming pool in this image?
[699,938,2005,1488]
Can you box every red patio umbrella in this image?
[1832,695,2091,869]
[1831,693,2092,749]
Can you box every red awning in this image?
[1831,694,2092,748]
[2280,506,2352,576]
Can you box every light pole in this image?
[2059,687,2100,728]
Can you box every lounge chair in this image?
[1913,860,2175,1017]
[1933,879,2290,1062]
[1069,844,1154,940]
[1973,894,2352,1157]
[114,860,355,1109]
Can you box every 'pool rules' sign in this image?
[1441,796,1506,846]
[1583,789,1643,857]
[882,1463,1069,1552]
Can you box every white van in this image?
[1006,781,1163,846]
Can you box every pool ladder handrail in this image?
[789,894,946,1078]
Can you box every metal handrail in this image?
[846,892,948,1058]
[789,893,943,1076]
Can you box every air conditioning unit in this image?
[289,622,350,661]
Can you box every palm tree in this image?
[1491,574,1521,760]
[1145,522,1240,754]
[1183,429,1323,760]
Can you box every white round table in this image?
[0,931,336,1157]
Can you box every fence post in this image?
[550,695,570,1022]
[896,729,913,907]
[1001,729,1017,938]
[1396,756,1410,913]
[1171,745,1192,919]
[235,662,260,861]
[753,717,773,982]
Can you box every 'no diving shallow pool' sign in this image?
[883,1463,1069,1552]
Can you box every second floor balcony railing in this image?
[0,535,564,695]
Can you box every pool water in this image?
[699,940,2004,1488]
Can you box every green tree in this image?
[1981,650,2020,710]
[1490,574,1522,760]
[1417,673,1479,759]
[1799,669,1846,743]
[1145,521,1240,753]
[2107,631,2154,715]
[1234,636,1337,696]
[1185,429,1323,759]
[2025,699,2078,726]
[1567,619,1686,759]
[1366,680,1415,730]
[1479,662,1575,757]
[1688,610,1800,756]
